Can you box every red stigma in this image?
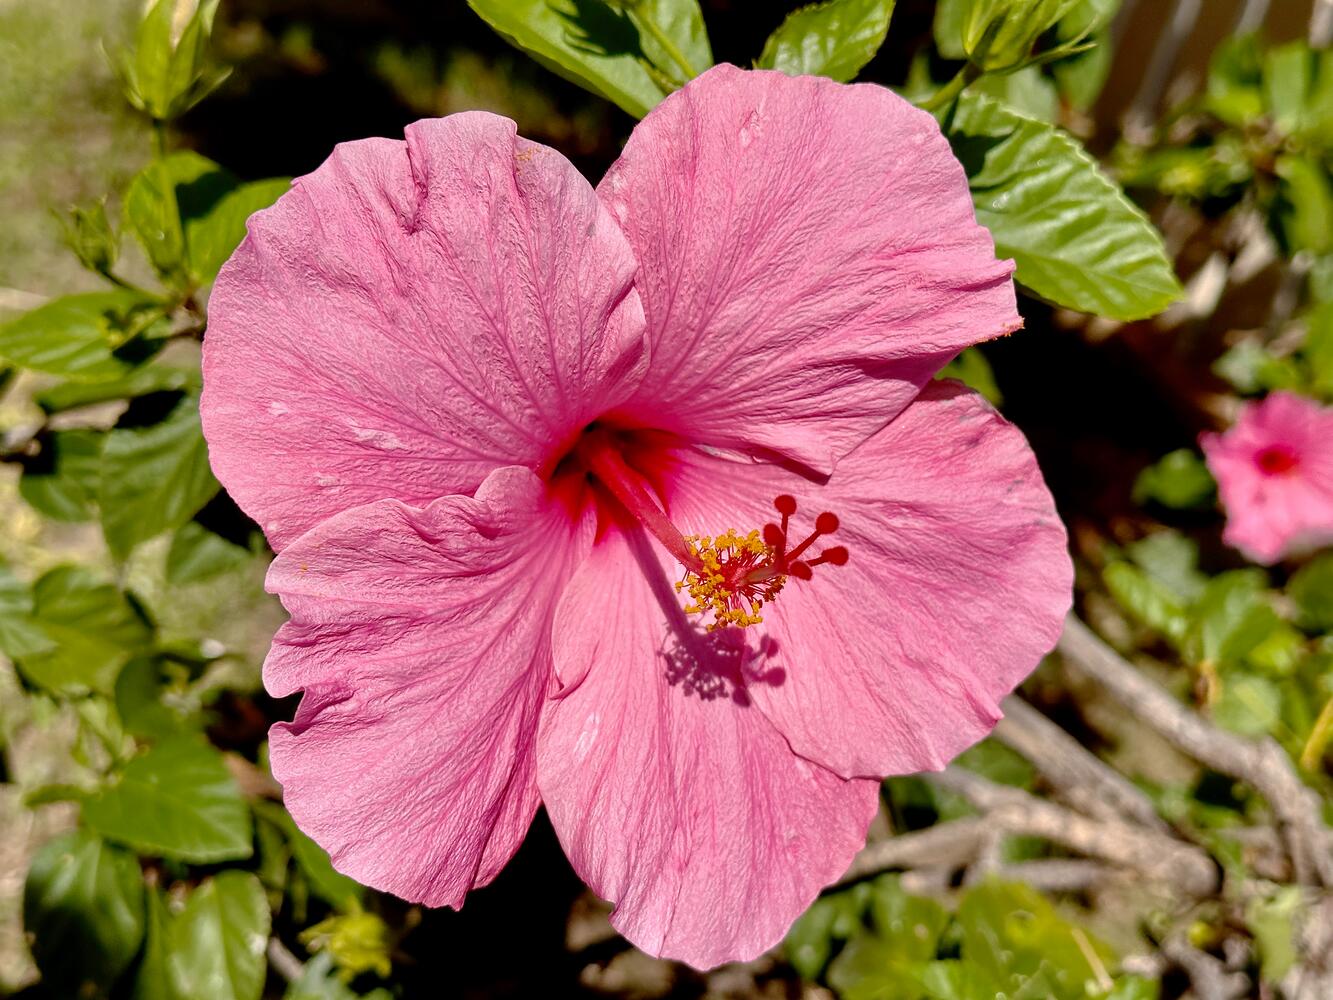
[1255,445,1299,476]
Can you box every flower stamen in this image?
[574,432,849,631]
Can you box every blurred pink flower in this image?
[202,65,1071,968]
[1201,391,1333,564]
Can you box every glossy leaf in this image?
[81,736,253,862]
[947,93,1182,320]
[168,872,270,1000]
[184,177,290,282]
[0,564,53,660]
[0,291,162,379]
[35,363,197,413]
[467,0,712,119]
[15,566,153,695]
[19,428,104,522]
[757,0,895,83]
[100,394,221,559]
[23,831,145,998]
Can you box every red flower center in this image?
[1255,444,1300,476]
[561,427,849,631]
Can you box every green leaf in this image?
[1206,34,1264,127]
[60,199,121,275]
[19,428,104,522]
[1289,552,1333,631]
[132,888,178,1000]
[1213,341,1303,395]
[1244,886,1304,984]
[1052,28,1112,110]
[828,931,931,999]
[285,953,393,1000]
[933,0,968,59]
[1132,449,1215,509]
[1125,530,1207,602]
[24,831,145,998]
[254,801,364,909]
[125,152,287,285]
[0,564,56,661]
[467,0,712,119]
[866,875,949,959]
[756,0,895,83]
[0,291,162,379]
[184,177,290,282]
[947,93,1182,320]
[937,347,1003,405]
[1103,561,1189,644]
[785,887,873,979]
[1273,155,1333,256]
[956,880,1114,999]
[127,0,178,117]
[970,64,1059,122]
[1185,570,1280,668]
[169,872,270,1000]
[114,656,200,740]
[99,394,221,559]
[120,0,226,119]
[81,736,253,862]
[1212,673,1283,737]
[15,566,153,695]
[35,363,197,413]
[1306,303,1333,399]
[166,521,252,585]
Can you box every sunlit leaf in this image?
[168,872,270,1000]
[99,393,220,559]
[0,291,162,379]
[757,0,895,83]
[82,736,253,862]
[15,566,153,695]
[467,0,712,119]
[19,428,104,522]
[947,93,1182,320]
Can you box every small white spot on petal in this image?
[268,401,289,416]
[573,713,600,760]
[347,422,408,451]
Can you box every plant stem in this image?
[917,63,981,114]
[1300,693,1333,772]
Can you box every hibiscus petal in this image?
[264,467,591,906]
[203,113,645,549]
[537,530,880,969]
[598,63,1019,474]
[647,381,1071,778]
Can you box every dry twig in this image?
[1058,615,1333,888]
[995,695,1168,832]
[927,766,1218,896]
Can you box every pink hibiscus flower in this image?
[1201,390,1333,564]
[202,64,1072,968]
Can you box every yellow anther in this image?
[678,529,786,632]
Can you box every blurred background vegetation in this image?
[3,1,1333,998]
